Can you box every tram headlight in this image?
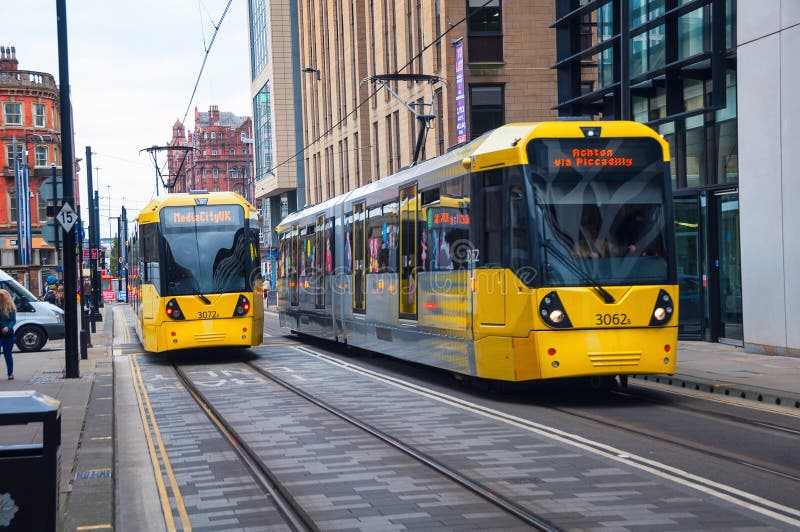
[233,295,251,317]
[649,289,674,326]
[165,298,185,320]
[539,291,572,329]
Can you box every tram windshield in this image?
[160,204,250,295]
[527,137,670,287]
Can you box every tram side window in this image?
[278,234,287,278]
[367,203,399,273]
[483,189,502,267]
[140,224,160,292]
[324,218,335,275]
[300,227,314,277]
[422,176,471,271]
[508,169,530,272]
[344,213,353,275]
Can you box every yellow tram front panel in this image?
[471,269,678,381]
[143,292,263,352]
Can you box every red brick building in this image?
[0,46,61,266]
[167,105,254,200]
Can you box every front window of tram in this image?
[526,137,671,287]
[160,205,251,295]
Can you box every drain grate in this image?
[74,469,113,480]
[28,371,94,384]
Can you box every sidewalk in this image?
[0,303,113,531]
[633,340,800,408]
[1,310,799,530]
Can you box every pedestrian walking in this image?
[0,288,17,380]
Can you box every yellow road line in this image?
[131,354,192,531]
[129,355,176,532]
[76,525,113,530]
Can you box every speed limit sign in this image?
[56,203,77,231]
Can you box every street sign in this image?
[56,203,77,231]
[82,249,90,260]
[41,220,58,245]
[40,177,63,202]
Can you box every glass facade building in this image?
[554,0,740,344]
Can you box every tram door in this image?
[353,202,366,313]
[290,224,299,306]
[315,215,325,308]
[399,186,417,318]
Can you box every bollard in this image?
[0,391,61,531]
[80,330,89,359]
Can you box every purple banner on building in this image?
[454,42,467,144]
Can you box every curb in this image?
[631,373,800,410]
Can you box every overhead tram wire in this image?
[254,0,496,182]
[180,0,233,127]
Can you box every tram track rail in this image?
[287,344,800,528]
[547,400,800,484]
[243,360,559,532]
[172,355,558,531]
[173,364,318,532]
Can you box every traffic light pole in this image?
[85,148,102,322]
[51,164,59,258]
[57,0,79,378]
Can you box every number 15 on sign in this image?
[56,203,78,232]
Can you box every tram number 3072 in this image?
[198,311,219,319]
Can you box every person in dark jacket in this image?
[0,288,17,380]
[43,285,58,305]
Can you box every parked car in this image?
[0,269,65,352]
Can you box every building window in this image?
[9,191,18,222]
[230,148,235,156]
[435,87,444,155]
[3,102,22,125]
[35,146,48,167]
[253,82,274,183]
[5,144,21,164]
[203,132,207,139]
[469,85,504,139]
[250,0,270,78]
[242,148,247,155]
[33,103,46,127]
[630,24,664,77]
[241,132,246,141]
[202,150,207,156]
[678,7,708,60]
[630,0,664,28]
[211,132,216,140]
[354,132,361,187]
[212,167,219,179]
[466,0,502,63]
[212,149,217,156]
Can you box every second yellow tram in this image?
[277,121,677,383]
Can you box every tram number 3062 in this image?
[595,313,631,326]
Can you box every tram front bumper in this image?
[534,327,678,379]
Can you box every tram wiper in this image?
[197,293,212,305]
[543,239,615,304]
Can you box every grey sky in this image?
[1,0,252,238]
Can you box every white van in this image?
[0,269,65,352]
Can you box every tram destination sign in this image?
[162,205,243,227]
[532,137,663,174]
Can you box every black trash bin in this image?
[0,391,61,531]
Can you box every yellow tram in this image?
[130,191,264,352]
[276,121,677,383]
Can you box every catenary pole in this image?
[56,0,79,378]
